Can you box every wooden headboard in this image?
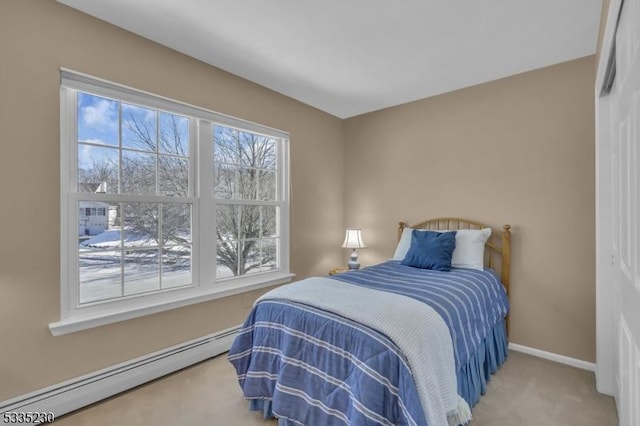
[398,217,512,334]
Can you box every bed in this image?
[228,218,511,425]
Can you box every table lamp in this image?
[342,228,367,269]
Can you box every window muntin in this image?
[60,71,290,328]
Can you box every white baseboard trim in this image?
[0,325,240,425]
[509,342,596,372]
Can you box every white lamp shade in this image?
[342,229,367,249]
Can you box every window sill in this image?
[49,272,295,336]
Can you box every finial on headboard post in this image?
[502,224,511,336]
[398,222,407,241]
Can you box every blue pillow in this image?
[401,230,457,271]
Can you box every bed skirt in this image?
[457,318,508,408]
[244,318,508,425]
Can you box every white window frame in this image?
[51,69,292,336]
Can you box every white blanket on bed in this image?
[257,277,472,426]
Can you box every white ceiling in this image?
[58,0,603,119]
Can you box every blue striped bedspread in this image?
[330,261,510,370]
[228,261,509,425]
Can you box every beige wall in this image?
[0,0,600,402]
[344,56,596,362]
[0,1,344,400]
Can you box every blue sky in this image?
[78,93,119,146]
[77,93,189,171]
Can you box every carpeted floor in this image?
[55,350,617,425]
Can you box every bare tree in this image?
[119,111,190,246]
[122,111,189,197]
[214,127,277,275]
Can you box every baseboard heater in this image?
[0,325,240,425]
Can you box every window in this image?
[54,70,291,335]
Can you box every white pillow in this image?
[392,227,492,270]
[392,227,415,260]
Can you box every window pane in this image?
[162,203,191,245]
[240,205,261,240]
[214,164,235,199]
[217,238,238,277]
[79,201,120,238]
[238,131,254,167]
[159,155,189,196]
[240,239,261,275]
[122,103,157,151]
[239,131,276,169]
[123,202,159,247]
[78,200,123,304]
[213,125,237,165]
[259,170,276,201]
[122,150,156,194]
[239,205,261,276]
[162,246,192,289]
[159,112,189,156]
[78,144,119,194]
[261,238,278,271]
[124,249,160,296]
[261,206,278,237]
[78,248,122,304]
[217,204,239,277]
[236,238,279,275]
[262,140,277,170]
[77,93,119,146]
[217,204,239,238]
[238,167,258,199]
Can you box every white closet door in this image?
[609,0,640,424]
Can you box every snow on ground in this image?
[79,228,192,303]
[77,228,269,304]
[81,228,158,248]
[78,232,232,304]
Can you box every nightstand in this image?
[329,267,349,275]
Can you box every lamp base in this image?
[348,249,360,270]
